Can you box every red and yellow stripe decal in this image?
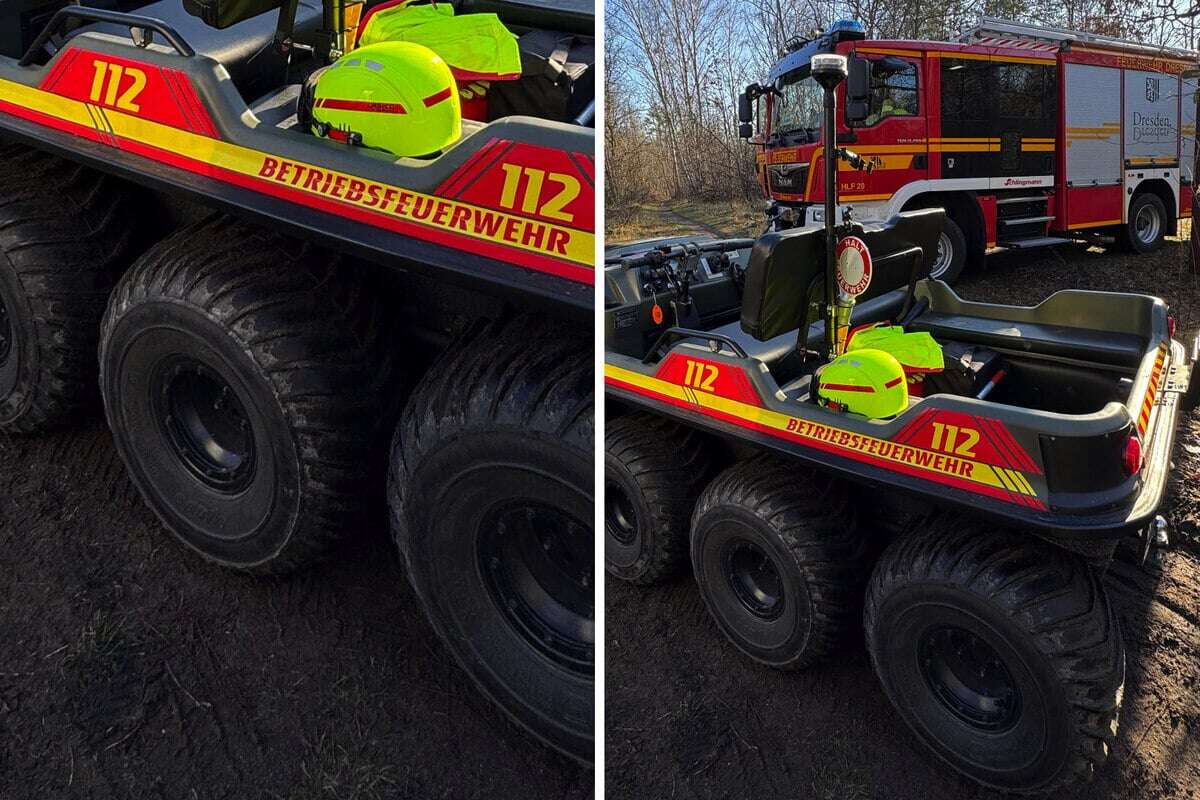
[316,97,408,114]
[1067,123,1120,143]
[1067,218,1122,230]
[606,362,1045,510]
[801,145,923,199]
[928,50,1055,66]
[0,50,594,285]
[927,137,1055,153]
[929,136,999,153]
[1137,343,1169,436]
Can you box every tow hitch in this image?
[1141,514,1172,570]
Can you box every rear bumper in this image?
[1130,337,1191,528]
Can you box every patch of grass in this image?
[605,204,679,243]
[671,198,764,239]
[804,733,876,800]
[606,199,765,243]
[65,611,131,668]
[294,729,407,800]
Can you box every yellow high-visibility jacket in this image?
[357,0,521,81]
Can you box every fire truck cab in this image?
[740,18,1199,283]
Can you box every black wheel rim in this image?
[0,290,11,366]
[605,480,638,546]
[722,538,785,620]
[479,502,593,676]
[153,356,256,493]
[918,625,1021,732]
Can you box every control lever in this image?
[633,247,693,307]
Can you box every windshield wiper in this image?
[768,122,821,145]
[775,127,817,143]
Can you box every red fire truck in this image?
[739,18,1199,282]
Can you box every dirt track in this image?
[0,426,590,798]
[606,228,1200,799]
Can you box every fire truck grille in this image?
[768,164,808,195]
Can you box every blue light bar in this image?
[829,19,866,40]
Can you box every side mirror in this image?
[737,89,753,124]
[846,56,870,124]
[738,122,753,139]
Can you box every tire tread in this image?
[863,517,1124,792]
[99,215,389,572]
[605,413,716,584]
[0,150,139,431]
[692,457,870,669]
[386,314,593,761]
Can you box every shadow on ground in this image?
[0,425,590,799]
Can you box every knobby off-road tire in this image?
[0,150,139,432]
[99,216,388,572]
[389,315,593,763]
[605,413,716,585]
[690,457,870,670]
[864,518,1124,794]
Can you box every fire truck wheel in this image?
[929,216,967,283]
[606,413,717,585]
[389,315,593,764]
[864,518,1124,794]
[0,156,138,432]
[1121,193,1167,254]
[691,457,868,670]
[99,216,389,572]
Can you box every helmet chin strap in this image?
[311,118,364,147]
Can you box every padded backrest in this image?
[77,0,322,98]
[739,225,823,342]
[739,207,945,342]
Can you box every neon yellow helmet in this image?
[312,41,461,157]
[818,348,909,419]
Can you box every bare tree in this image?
[605,0,1195,213]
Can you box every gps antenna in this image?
[810,52,848,360]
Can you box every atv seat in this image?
[727,208,944,384]
[707,290,909,384]
[739,209,944,342]
[76,0,323,98]
[908,313,1145,367]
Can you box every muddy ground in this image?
[606,219,1200,799]
[0,427,590,798]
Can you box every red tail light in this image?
[1168,314,1177,339]
[1124,436,1143,476]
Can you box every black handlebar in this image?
[21,7,195,66]
[606,238,755,268]
[643,327,749,364]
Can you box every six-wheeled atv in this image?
[0,0,593,762]
[604,52,1195,793]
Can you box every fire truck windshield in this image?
[773,72,822,141]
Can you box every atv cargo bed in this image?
[0,11,594,314]
[605,256,1193,540]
